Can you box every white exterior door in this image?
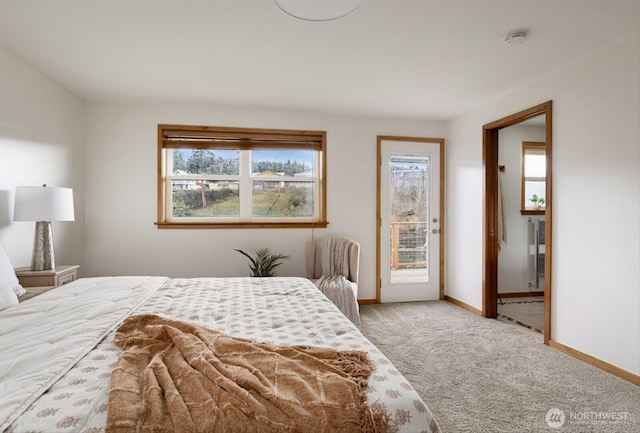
[378,138,442,302]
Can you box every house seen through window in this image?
[157,125,327,228]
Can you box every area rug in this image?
[497,296,544,333]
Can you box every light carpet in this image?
[358,301,639,433]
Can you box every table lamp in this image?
[13,185,75,271]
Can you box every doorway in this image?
[376,136,444,303]
[482,101,553,344]
[495,121,546,334]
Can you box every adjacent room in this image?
[0,1,638,432]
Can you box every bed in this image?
[0,276,440,433]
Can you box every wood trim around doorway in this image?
[482,100,553,344]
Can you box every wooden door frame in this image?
[482,101,553,344]
[376,135,445,303]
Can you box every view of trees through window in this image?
[169,149,315,219]
[389,156,430,270]
[158,124,326,228]
[173,149,240,175]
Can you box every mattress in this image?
[0,276,440,433]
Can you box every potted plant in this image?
[529,194,545,210]
[234,248,290,277]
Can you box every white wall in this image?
[497,124,545,294]
[446,35,640,375]
[83,103,444,300]
[0,44,85,271]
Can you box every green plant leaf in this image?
[235,248,289,277]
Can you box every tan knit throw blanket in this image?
[106,314,388,433]
[316,238,360,323]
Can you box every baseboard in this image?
[548,340,640,386]
[444,295,482,315]
[358,298,377,305]
[498,291,544,298]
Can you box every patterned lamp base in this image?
[31,221,55,271]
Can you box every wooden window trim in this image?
[157,124,327,229]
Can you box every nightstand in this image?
[15,265,80,288]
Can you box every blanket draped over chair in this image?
[106,314,388,433]
[316,237,360,323]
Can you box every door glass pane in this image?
[389,155,430,284]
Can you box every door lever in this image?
[431,229,440,234]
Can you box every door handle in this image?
[431,229,440,234]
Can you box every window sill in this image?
[156,222,328,229]
[520,209,545,216]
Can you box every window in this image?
[521,141,546,214]
[157,125,327,228]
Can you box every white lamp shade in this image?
[14,186,75,222]
[274,0,364,21]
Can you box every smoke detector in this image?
[503,30,529,46]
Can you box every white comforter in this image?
[0,277,168,431]
[0,277,440,433]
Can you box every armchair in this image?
[305,238,360,323]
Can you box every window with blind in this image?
[521,141,546,214]
[157,125,327,228]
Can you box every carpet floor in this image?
[358,301,639,433]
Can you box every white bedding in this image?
[0,277,440,433]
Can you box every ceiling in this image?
[0,0,638,121]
